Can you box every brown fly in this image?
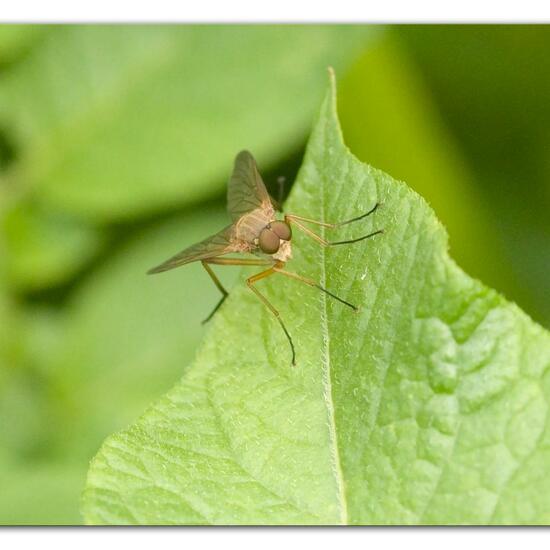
[148,150,382,365]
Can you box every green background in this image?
[1,24,549,524]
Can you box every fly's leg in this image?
[285,202,383,246]
[201,262,229,324]
[286,202,380,229]
[272,265,358,311]
[201,257,273,324]
[247,263,296,366]
[285,216,383,247]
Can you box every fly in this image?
[148,150,382,366]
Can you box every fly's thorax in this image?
[235,206,274,243]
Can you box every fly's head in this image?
[256,220,292,261]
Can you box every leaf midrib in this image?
[317,129,348,524]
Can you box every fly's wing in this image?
[227,150,274,222]
[147,225,237,274]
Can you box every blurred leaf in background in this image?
[3,201,104,293]
[0,26,374,221]
[0,24,44,66]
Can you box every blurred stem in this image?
[338,31,520,302]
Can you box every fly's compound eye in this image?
[270,220,292,241]
[259,228,280,254]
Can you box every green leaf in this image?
[82,71,550,525]
[0,25,373,222]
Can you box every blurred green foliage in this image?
[397,25,550,327]
[1,24,549,524]
[338,32,516,296]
